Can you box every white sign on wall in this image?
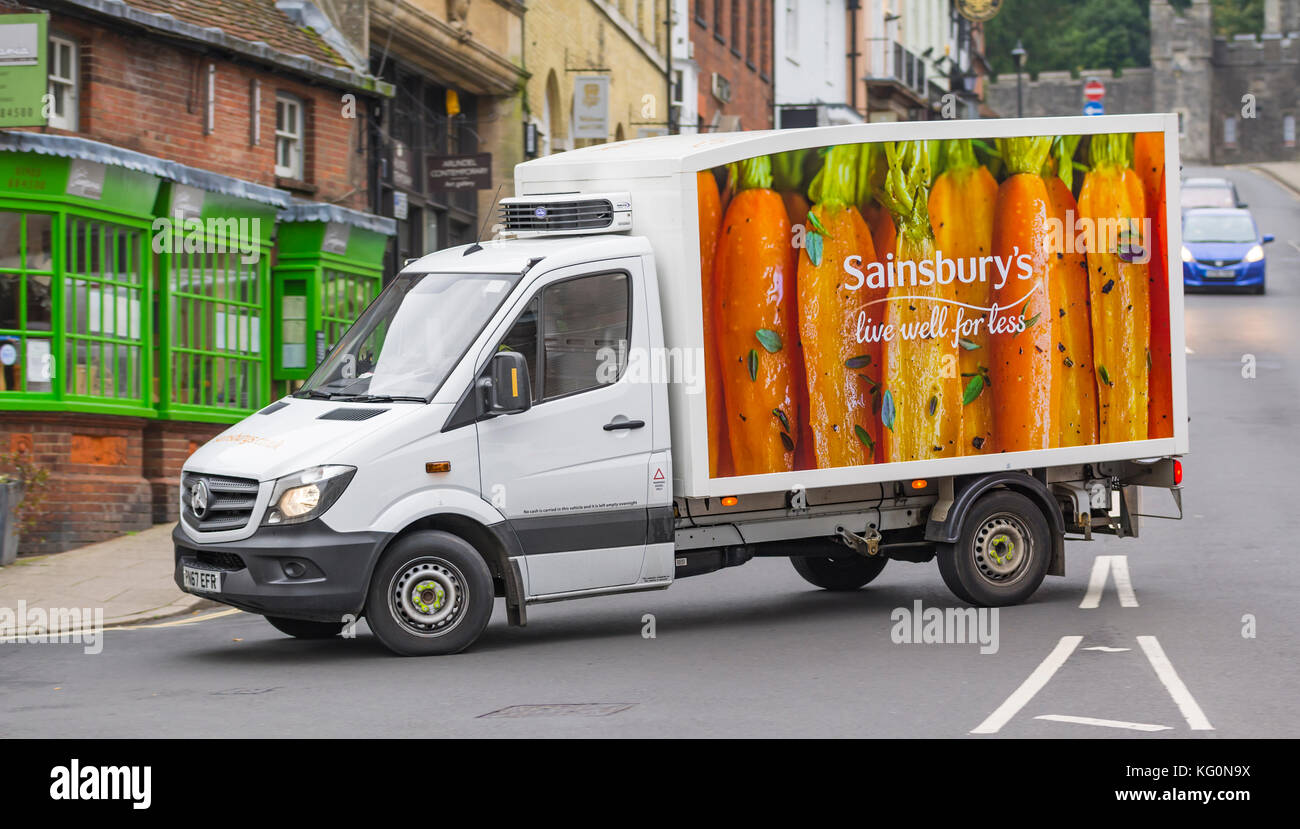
[572,75,610,140]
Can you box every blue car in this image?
[1181,207,1274,294]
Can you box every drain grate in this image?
[478,703,635,719]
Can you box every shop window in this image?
[63,218,146,402]
[275,93,305,179]
[47,36,78,131]
[167,248,265,412]
[0,212,55,394]
[320,268,382,350]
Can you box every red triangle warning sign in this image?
[653,468,665,481]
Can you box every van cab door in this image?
[475,257,670,599]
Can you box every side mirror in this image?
[485,351,532,414]
[1262,234,1275,244]
[1237,201,1249,209]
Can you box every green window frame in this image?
[63,216,148,405]
[0,210,56,396]
[0,205,154,416]
[320,266,382,349]
[160,243,271,421]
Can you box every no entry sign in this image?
[1084,78,1105,102]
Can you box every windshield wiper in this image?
[334,394,427,403]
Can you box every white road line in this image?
[1083,646,1130,652]
[1035,714,1172,732]
[1080,555,1139,608]
[970,635,1082,734]
[1137,635,1214,731]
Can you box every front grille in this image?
[501,199,614,232]
[195,550,246,571]
[182,472,259,533]
[1197,258,1241,267]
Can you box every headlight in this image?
[263,465,356,526]
[1244,244,1264,262]
[1181,246,1193,262]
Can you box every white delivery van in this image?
[175,115,1188,655]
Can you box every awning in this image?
[280,201,397,236]
[0,131,291,208]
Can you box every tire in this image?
[937,490,1052,607]
[365,530,494,656]
[265,616,344,639]
[791,552,887,591]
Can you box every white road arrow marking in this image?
[970,635,1082,734]
[1035,714,1172,732]
[1080,555,1139,608]
[1138,635,1214,730]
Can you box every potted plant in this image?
[0,451,48,565]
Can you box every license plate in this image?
[1206,268,1236,279]
[182,565,222,593]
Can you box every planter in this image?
[0,481,22,565]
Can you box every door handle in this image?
[603,419,646,431]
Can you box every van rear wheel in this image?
[937,490,1051,607]
[365,530,495,656]
[265,616,344,639]
[791,552,887,591]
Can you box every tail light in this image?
[1173,459,1183,486]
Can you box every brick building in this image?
[0,0,396,553]
[676,0,774,133]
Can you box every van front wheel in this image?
[265,616,344,639]
[365,530,495,656]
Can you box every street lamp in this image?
[1011,39,1027,118]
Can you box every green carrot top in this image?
[875,140,933,248]
[942,138,979,176]
[772,149,809,193]
[734,156,773,192]
[1047,135,1084,190]
[1088,133,1132,171]
[807,144,860,210]
[997,136,1053,177]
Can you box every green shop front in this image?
[0,133,394,553]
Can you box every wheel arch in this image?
[380,513,528,626]
[925,472,1066,577]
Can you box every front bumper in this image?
[174,523,391,622]
[1183,259,1265,290]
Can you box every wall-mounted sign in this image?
[426,153,492,193]
[955,0,1003,23]
[392,190,409,220]
[0,13,48,127]
[573,75,610,139]
[391,140,414,190]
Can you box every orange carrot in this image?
[990,137,1058,452]
[774,150,817,469]
[798,144,879,468]
[1043,137,1098,447]
[1148,172,1173,438]
[1077,134,1150,443]
[876,141,961,462]
[698,170,729,477]
[714,157,800,475]
[929,139,998,455]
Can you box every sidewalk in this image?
[1249,162,1300,197]
[0,523,209,627]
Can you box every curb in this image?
[1248,164,1300,198]
[105,596,220,628]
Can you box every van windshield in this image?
[297,271,520,402]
